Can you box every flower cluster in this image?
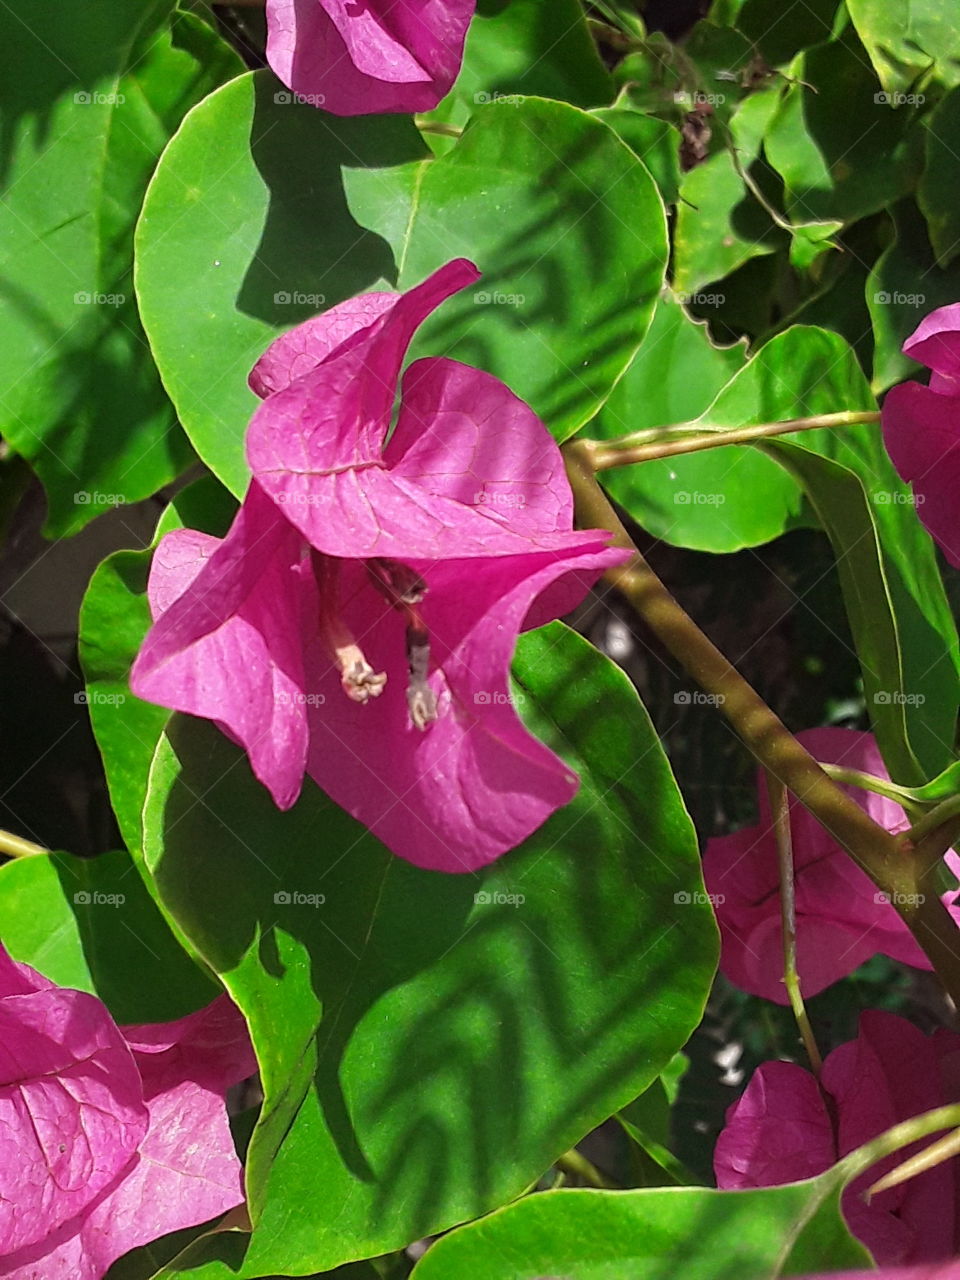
[0,946,254,1279]
[132,260,627,873]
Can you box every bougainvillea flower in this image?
[716,1010,960,1268]
[882,302,960,566]
[266,0,476,116]
[703,727,960,1003]
[0,946,254,1280]
[132,260,629,873]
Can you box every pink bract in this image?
[716,1010,960,1268]
[703,727,960,1003]
[0,946,254,1280]
[882,302,960,566]
[132,260,629,873]
[265,0,476,115]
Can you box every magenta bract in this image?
[265,0,476,115]
[716,1010,960,1268]
[132,260,629,873]
[703,728,960,1002]
[882,302,960,566]
[0,947,254,1280]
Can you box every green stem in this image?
[563,441,960,1008]
[820,764,924,814]
[414,118,462,139]
[908,793,960,844]
[0,829,48,859]
[581,411,880,471]
[555,1148,619,1190]
[767,772,822,1073]
[839,1104,960,1186]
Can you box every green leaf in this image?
[867,200,960,392]
[136,71,428,496]
[0,1,242,535]
[674,150,781,295]
[423,0,612,147]
[758,336,960,779]
[138,624,718,1274]
[589,300,783,552]
[407,1177,870,1279]
[346,98,669,444]
[918,86,960,267]
[590,107,682,205]
[846,0,960,93]
[732,0,846,66]
[763,33,922,229]
[0,848,215,1021]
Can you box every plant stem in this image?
[0,829,48,859]
[563,441,960,1008]
[581,410,880,471]
[820,764,924,814]
[555,1148,619,1190]
[766,772,822,1073]
[908,794,960,845]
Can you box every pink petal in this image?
[902,302,960,393]
[714,1060,835,1188]
[131,485,314,810]
[795,1267,960,1279]
[0,985,147,1257]
[3,1072,244,1280]
[123,994,257,1098]
[703,728,931,1003]
[249,292,398,398]
[384,357,574,535]
[302,544,625,871]
[825,1012,957,1266]
[882,381,960,567]
[265,0,475,116]
[247,260,478,487]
